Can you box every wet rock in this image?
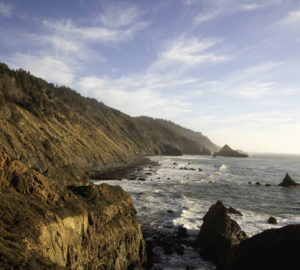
[268,216,277,224]
[177,226,189,238]
[279,173,299,187]
[197,201,247,264]
[227,207,243,216]
[218,224,300,270]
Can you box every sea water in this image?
[94,154,300,269]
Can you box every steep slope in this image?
[138,117,219,153]
[0,150,146,269]
[0,63,216,183]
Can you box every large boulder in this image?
[218,224,300,270]
[213,145,248,158]
[279,173,299,187]
[197,201,247,264]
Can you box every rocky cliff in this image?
[0,63,216,184]
[213,145,248,158]
[0,150,146,269]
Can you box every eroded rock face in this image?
[0,150,146,269]
[197,201,247,264]
[218,224,300,270]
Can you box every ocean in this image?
[94,154,300,269]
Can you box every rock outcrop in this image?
[0,150,146,269]
[279,173,299,187]
[197,201,247,264]
[218,224,300,270]
[213,145,248,158]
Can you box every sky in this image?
[1,0,300,154]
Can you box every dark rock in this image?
[173,162,177,165]
[255,182,261,185]
[167,210,174,214]
[248,181,252,184]
[268,216,277,224]
[199,168,203,171]
[265,183,271,187]
[218,224,300,270]
[167,177,171,180]
[177,226,189,238]
[138,177,146,181]
[197,201,247,264]
[227,207,243,216]
[213,145,248,158]
[161,144,182,156]
[279,173,299,187]
[145,172,152,175]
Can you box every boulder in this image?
[268,216,277,224]
[197,201,247,264]
[279,173,299,187]
[218,224,300,270]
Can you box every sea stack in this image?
[279,173,299,187]
[213,145,248,158]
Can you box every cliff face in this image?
[137,117,218,153]
[0,63,216,184]
[0,150,146,269]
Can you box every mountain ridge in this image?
[0,62,216,183]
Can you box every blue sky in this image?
[1,0,300,154]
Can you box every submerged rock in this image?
[279,173,299,187]
[218,224,300,270]
[197,201,247,264]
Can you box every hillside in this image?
[137,117,219,153]
[0,63,215,183]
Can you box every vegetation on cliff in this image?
[0,62,215,184]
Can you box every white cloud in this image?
[193,0,280,26]
[77,75,191,118]
[277,10,300,26]
[7,53,76,86]
[99,5,142,28]
[150,36,230,71]
[0,2,12,17]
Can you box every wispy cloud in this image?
[7,53,76,85]
[193,0,280,26]
[77,75,192,118]
[0,1,12,17]
[99,5,143,28]
[150,36,230,72]
[42,19,148,43]
[276,9,300,26]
